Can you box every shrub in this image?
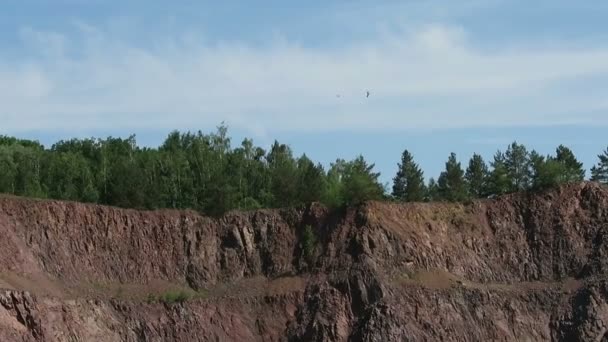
[146,293,157,304]
[160,290,191,304]
[302,225,317,263]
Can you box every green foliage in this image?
[425,178,439,202]
[301,225,317,263]
[486,151,511,196]
[159,290,191,304]
[0,127,387,213]
[530,154,566,190]
[392,149,426,202]
[321,160,346,208]
[0,147,17,194]
[437,153,468,202]
[43,152,98,202]
[0,128,602,211]
[504,142,531,192]
[555,145,585,182]
[591,147,608,184]
[267,141,298,208]
[0,135,44,149]
[238,197,263,211]
[529,146,585,191]
[340,156,385,205]
[465,153,489,198]
[296,155,327,205]
[146,293,157,304]
[12,145,45,198]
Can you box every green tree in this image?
[137,147,163,209]
[43,152,98,202]
[234,139,268,209]
[590,147,608,184]
[392,149,426,202]
[425,177,439,202]
[296,155,326,205]
[530,154,563,191]
[555,145,585,182]
[0,147,17,194]
[301,225,317,263]
[266,141,298,207]
[487,151,510,196]
[437,153,468,202]
[322,159,347,208]
[158,131,206,210]
[341,156,384,206]
[529,150,544,185]
[504,142,531,192]
[12,145,45,198]
[465,153,489,198]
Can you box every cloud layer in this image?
[2,21,608,136]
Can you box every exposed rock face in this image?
[1,183,608,341]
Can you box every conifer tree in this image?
[425,178,439,202]
[504,141,531,192]
[591,147,608,184]
[465,153,489,198]
[296,154,326,205]
[437,153,468,202]
[555,145,585,182]
[487,151,510,196]
[392,149,426,202]
[342,156,384,205]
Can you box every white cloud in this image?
[2,22,608,136]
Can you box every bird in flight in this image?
[366,90,370,98]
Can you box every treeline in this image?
[0,126,607,215]
[393,143,606,202]
[0,125,383,215]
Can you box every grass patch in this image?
[146,288,209,304]
[160,290,190,304]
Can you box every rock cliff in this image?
[1,182,608,341]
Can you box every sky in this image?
[1,0,608,185]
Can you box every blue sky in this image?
[1,1,608,185]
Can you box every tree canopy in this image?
[591,147,608,184]
[392,149,426,202]
[0,131,602,213]
[0,127,386,215]
[465,153,489,198]
[437,153,468,202]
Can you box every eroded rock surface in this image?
[1,183,608,341]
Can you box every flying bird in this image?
[366,90,370,98]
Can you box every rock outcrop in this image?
[1,182,608,341]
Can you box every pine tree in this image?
[425,178,439,202]
[296,155,326,205]
[529,150,544,185]
[392,149,426,202]
[322,159,347,208]
[504,142,531,192]
[529,150,551,190]
[266,141,298,207]
[487,151,510,196]
[465,153,489,198]
[590,147,608,184]
[341,156,384,205]
[437,153,468,202]
[555,145,585,182]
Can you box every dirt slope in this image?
[1,182,608,341]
